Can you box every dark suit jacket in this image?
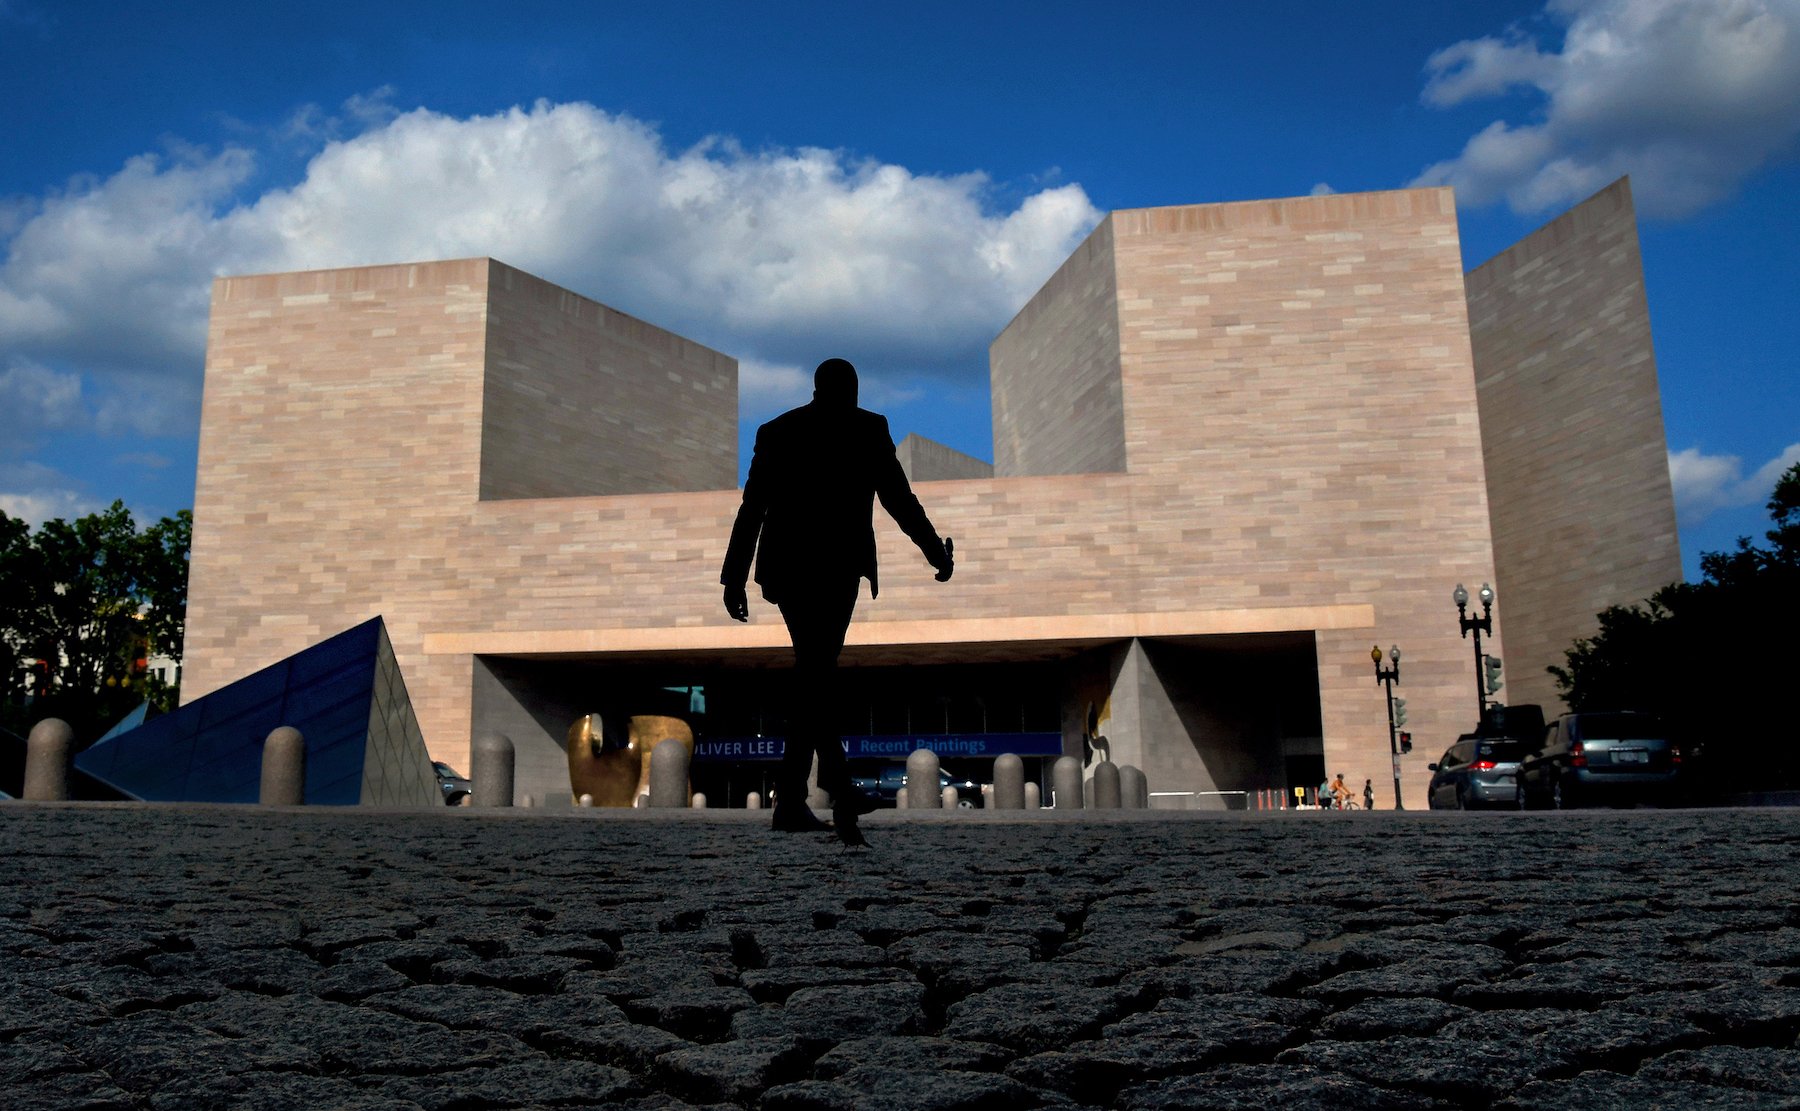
[721,401,944,604]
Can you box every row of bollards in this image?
[19,719,1148,813]
[1055,755,1150,809]
[458,738,1156,812]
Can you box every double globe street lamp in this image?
[1453,582,1503,720]
[1372,644,1405,810]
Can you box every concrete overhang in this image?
[422,603,1375,668]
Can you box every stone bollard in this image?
[1052,756,1084,809]
[943,786,959,809]
[578,793,594,807]
[1119,765,1148,809]
[806,753,831,812]
[472,732,515,807]
[691,792,707,809]
[259,726,306,805]
[1024,782,1041,809]
[522,794,537,808]
[1093,761,1122,809]
[895,787,909,810]
[991,753,1026,810]
[1084,775,1096,809]
[905,749,941,810]
[23,718,74,802]
[745,791,761,810]
[648,738,690,808]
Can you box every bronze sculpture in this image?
[566,713,693,806]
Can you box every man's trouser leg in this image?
[777,577,860,806]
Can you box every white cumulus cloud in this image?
[0,99,1100,413]
[0,461,99,526]
[1413,0,1800,217]
[1668,441,1800,524]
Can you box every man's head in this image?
[814,358,858,407]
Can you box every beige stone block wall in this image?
[481,260,736,500]
[187,258,493,747]
[187,193,1509,806]
[187,259,744,776]
[1466,177,1682,716]
[996,188,1502,805]
[990,217,1125,477]
[895,433,994,483]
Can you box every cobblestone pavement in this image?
[5,805,1800,1110]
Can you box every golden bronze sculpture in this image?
[566,713,694,806]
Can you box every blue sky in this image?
[2,0,1796,581]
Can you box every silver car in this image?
[1516,711,1682,809]
[1427,736,1526,810]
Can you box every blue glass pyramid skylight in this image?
[74,616,438,806]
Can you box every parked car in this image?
[433,761,472,805]
[849,765,984,808]
[1427,735,1528,810]
[1516,711,1682,809]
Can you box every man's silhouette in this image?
[722,358,953,845]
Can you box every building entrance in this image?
[472,655,1069,808]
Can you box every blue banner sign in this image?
[693,732,1065,763]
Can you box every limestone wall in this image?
[480,260,736,500]
[895,433,994,483]
[990,217,1125,478]
[186,186,1591,806]
[1466,178,1682,715]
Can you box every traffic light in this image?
[1484,655,1504,694]
[1399,731,1413,754]
[1393,697,1408,727]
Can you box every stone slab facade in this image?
[1467,178,1682,714]
[990,188,1501,805]
[183,182,1679,807]
[895,434,995,483]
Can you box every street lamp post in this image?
[1454,582,1495,719]
[1372,644,1404,810]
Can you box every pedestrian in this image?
[721,358,955,846]
[1363,778,1374,811]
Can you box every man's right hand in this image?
[723,584,749,622]
[933,537,954,582]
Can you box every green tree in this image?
[0,501,191,740]
[136,508,192,713]
[0,512,31,711]
[1551,462,1800,792]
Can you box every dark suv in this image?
[1516,711,1683,809]
[433,761,472,806]
[1427,735,1527,810]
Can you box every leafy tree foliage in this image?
[1551,463,1800,790]
[0,502,190,741]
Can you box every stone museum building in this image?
[173,177,1679,808]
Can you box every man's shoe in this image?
[832,788,876,847]
[771,804,831,833]
[834,812,869,849]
